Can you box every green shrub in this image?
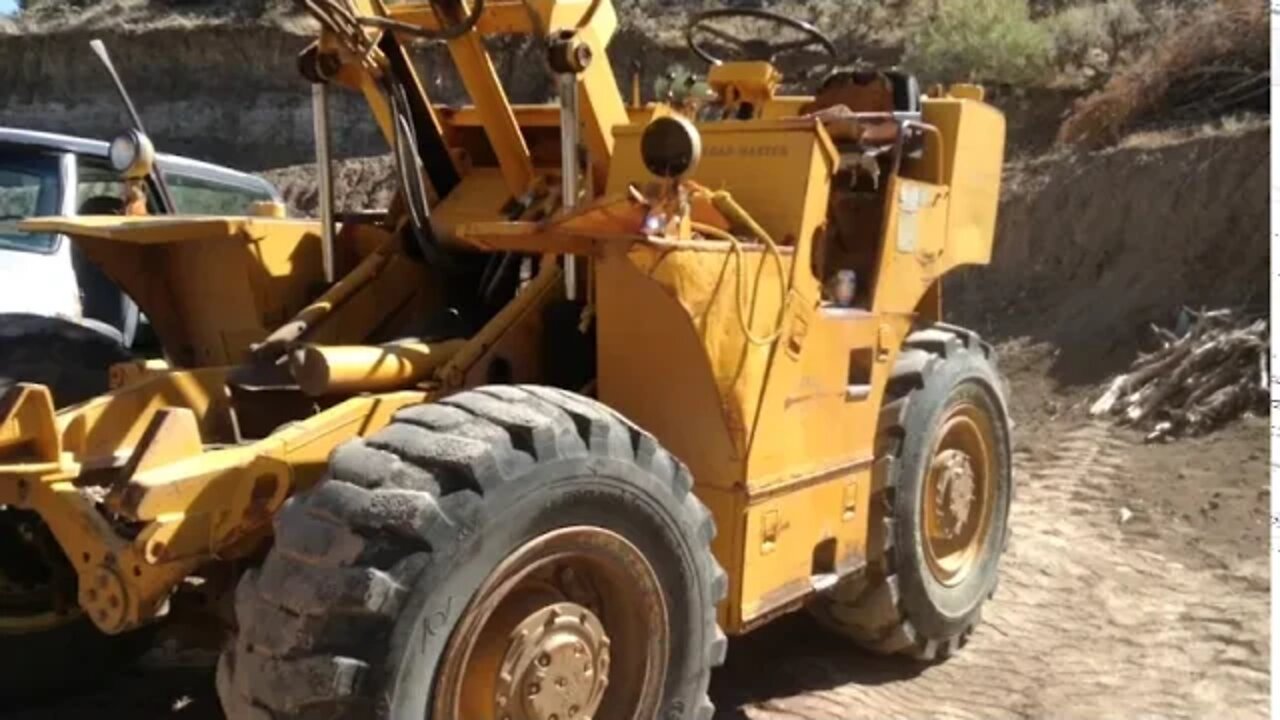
[1046,0,1146,67]
[903,0,1054,85]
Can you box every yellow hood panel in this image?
[19,216,316,245]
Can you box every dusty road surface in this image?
[4,342,1268,720]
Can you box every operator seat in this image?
[801,67,921,145]
[805,67,921,113]
[804,67,921,308]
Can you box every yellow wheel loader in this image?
[2,1,1012,716]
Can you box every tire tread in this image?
[220,385,724,719]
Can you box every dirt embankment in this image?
[0,25,705,169]
[950,123,1269,387]
[0,8,812,171]
[0,26,359,170]
[1,3,1077,172]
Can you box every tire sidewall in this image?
[380,456,713,720]
[893,349,1012,639]
[0,314,130,407]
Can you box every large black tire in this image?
[219,385,727,719]
[812,325,1012,661]
[0,314,132,408]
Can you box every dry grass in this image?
[1056,0,1267,148]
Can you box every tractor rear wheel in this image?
[219,385,727,720]
[812,325,1012,661]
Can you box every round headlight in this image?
[108,129,155,179]
[641,115,702,180]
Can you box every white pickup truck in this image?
[0,127,284,404]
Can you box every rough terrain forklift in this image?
[1,1,1011,717]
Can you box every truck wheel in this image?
[812,325,1012,661]
[219,385,727,720]
[0,510,154,701]
[0,314,131,408]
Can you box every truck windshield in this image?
[0,151,60,253]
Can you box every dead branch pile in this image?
[1057,0,1267,148]
[1090,308,1268,442]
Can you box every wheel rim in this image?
[432,526,669,720]
[0,510,80,634]
[921,402,997,587]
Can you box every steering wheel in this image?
[687,8,837,68]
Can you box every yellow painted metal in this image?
[388,0,605,35]
[119,407,205,481]
[290,340,465,396]
[707,61,782,117]
[18,214,436,378]
[441,2,536,197]
[19,217,334,368]
[383,0,627,190]
[250,200,288,218]
[594,93,1004,628]
[4,4,1009,641]
[0,385,60,464]
[434,168,528,235]
[946,83,986,102]
[109,359,172,391]
[609,119,838,243]
[448,191,652,255]
[759,96,815,119]
[56,368,233,461]
[439,263,566,390]
[572,1,630,190]
[255,233,438,353]
[0,368,429,632]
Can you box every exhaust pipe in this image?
[312,82,336,284]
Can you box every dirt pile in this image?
[949,123,1268,386]
[261,155,395,216]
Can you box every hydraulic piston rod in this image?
[558,72,581,301]
[313,82,336,284]
[550,29,594,302]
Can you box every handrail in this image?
[894,119,945,184]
